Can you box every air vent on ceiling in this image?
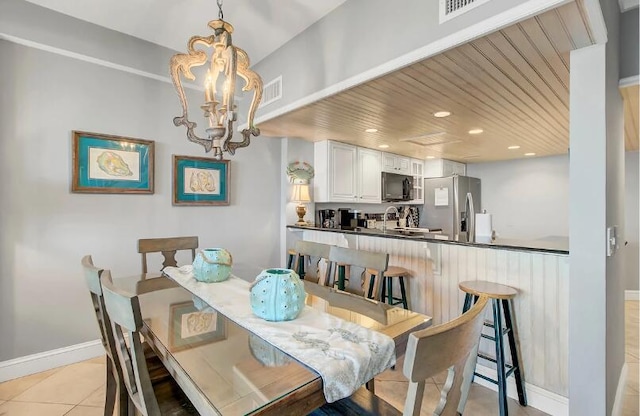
[439,0,493,23]
[259,76,282,108]
[399,132,461,147]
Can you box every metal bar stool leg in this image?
[493,299,508,416]
[503,299,527,406]
[463,293,473,313]
[398,276,408,309]
[287,250,295,269]
[386,276,393,305]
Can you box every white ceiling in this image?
[23,0,347,65]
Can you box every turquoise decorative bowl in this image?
[192,248,232,283]
[250,268,306,321]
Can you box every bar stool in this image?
[459,280,527,416]
[286,249,296,269]
[379,266,410,309]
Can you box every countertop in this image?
[287,224,569,255]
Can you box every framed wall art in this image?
[168,301,226,352]
[72,131,154,194]
[173,155,229,206]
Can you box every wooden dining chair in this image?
[81,255,170,416]
[293,240,333,285]
[313,295,490,416]
[100,270,199,416]
[138,236,199,274]
[327,246,388,299]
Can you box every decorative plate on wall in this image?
[286,161,314,184]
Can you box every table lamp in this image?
[291,184,311,225]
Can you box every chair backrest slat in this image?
[138,236,199,273]
[293,241,332,285]
[402,295,489,416]
[81,255,116,356]
[101,271,143,332]
[100,271,161,416]
[328,246,388,298]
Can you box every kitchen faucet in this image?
[383,206,399,231]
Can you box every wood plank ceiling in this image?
[257,0,639,163]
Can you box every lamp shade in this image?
[291,184,311,203]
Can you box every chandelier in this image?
[170,0,263,159]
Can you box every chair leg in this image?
[104,359,118,416]
[502,299,527,406]
[493,299,508,416]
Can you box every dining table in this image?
[114,272,432,416]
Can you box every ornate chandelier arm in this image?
[236,47,263,128]
[224,47,262,155]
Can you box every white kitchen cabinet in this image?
[424,158,466,178]
[382,153,411,174]
[314,141,381,203]
[410,158,424,203]
[357,147,382,202]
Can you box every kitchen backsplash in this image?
[314,202,421,228]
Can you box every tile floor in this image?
[0,302,637,416]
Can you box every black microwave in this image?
[381,172,413,201]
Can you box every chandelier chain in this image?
[217,0,224,19]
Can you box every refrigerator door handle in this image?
[465,192,475,242]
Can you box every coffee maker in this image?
[318,209,337,229]
[338,208,365,230]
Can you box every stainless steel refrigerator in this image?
[420,176,481,241]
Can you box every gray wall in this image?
[253,0,536,118]
[569,42,608,416]
[620,7,639,79]
[0,0,174,79]
[466,155,570,240]
[601,0,626,411]
[0,38,282,360]
[569,0,626,411]
[625,152,639,291]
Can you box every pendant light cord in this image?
[217,0,224,19]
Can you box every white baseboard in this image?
[0,339,104,383]
[625,290,639,301]
[611,363,629,416]
[473,364,569,416]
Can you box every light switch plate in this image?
[607,225,618,257]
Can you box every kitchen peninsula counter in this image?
[287,224,568,255]
[288,224,570,409]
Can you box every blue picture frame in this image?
[173,155,229,205]
[72,131,154,194]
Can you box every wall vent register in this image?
[259,76,283,108]
[439,0,493,23]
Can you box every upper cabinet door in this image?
[329,142,357,202]
[382,152,410,174]
[357,148,382,203]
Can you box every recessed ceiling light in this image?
[378,144,389,149]
[433,111,451,118]
[524,152,536,156]
[426,156,436,159]
[365,128,378,133]
[508,145,521,150]
[468,128,484,135]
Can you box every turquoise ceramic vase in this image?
[250,268,306,321]
[192,248,232,283]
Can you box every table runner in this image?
[163,266,396,403]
